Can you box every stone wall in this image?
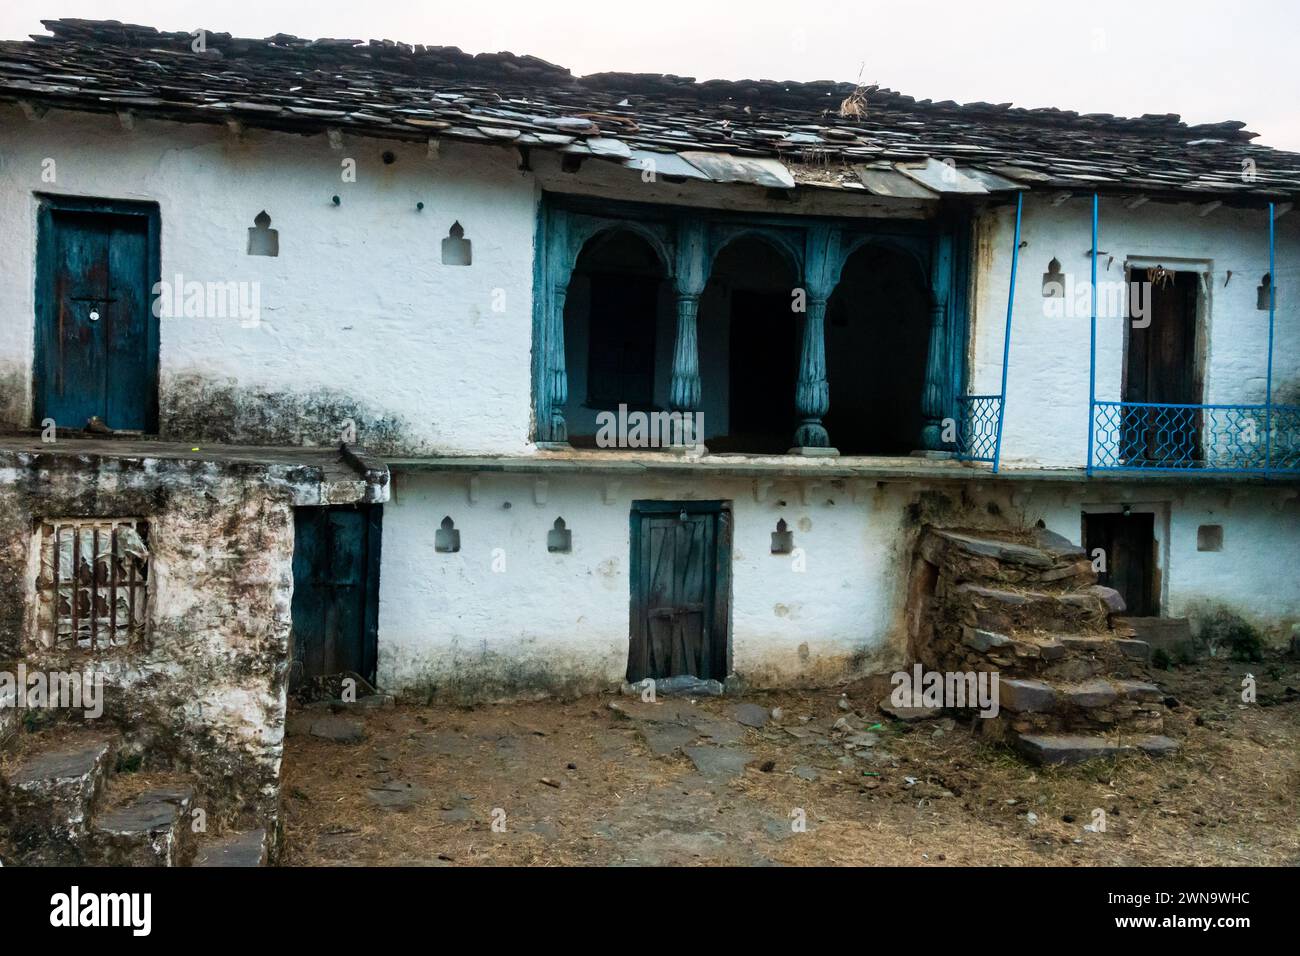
[0,448,304,825]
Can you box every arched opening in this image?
[825,244,931,455]
[698,235,800,454]
[562,229,671,446]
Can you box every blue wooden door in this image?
[628,502,731,682]
[291,506,383,690]
[35,199,159,431]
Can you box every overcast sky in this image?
[5,0,1298,151]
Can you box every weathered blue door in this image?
[35,198,159,431]
[291,505,383,690]
[628,501,731,682]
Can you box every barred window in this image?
[34,519,150,651]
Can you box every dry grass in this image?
[281,656,1300,867]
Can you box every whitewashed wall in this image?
[969,194,1300,468]
[376,471,917,697]
[1030,486,1300,632]
[0,105,539,455]
[375,475,1298,695]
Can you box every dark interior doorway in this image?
[703,236,799,454]
[726,290,798,453]
[1083,511,1157,617]
[628,501,731,682]
[291,505,383,692]
[826,245,931,454]
[563,230,667,446]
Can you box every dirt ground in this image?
[281,656,1300,866]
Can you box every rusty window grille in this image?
[35,519,150,651]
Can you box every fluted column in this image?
[547,284,569,442]
[792,225,841,454]
[793,296,831,448]
[670,218,709,447]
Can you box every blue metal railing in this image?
[1092,401,1300,473]
[955,394,1003,463]
[1086,200,1287,476]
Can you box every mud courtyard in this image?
[282,656,1300,866]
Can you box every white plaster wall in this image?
[0,105,539,455]
[970,194,1300,468]
[376,471,917,696]
[1028,487,1300,634]
[376,473,1299,696]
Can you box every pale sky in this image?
[5,0,1298,151]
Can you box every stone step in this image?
[998,676,1166,714]
[1057,633,1151,661]
[1116,617,1200,660]
[1,730,118,865]
[1015,733,1180,766]
[92,784,195,866]
[953,583,1121,633]
[193,828,268,867]
[922,527,1095,590]
[926,529,1056,569]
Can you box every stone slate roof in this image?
[2,18,1298,202]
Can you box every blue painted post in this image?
[792,225,841,452]
[538,210,577,444]
[1266,201,1276,473]
[670,218,709,446]
[921,233,954,451]
[992,191,1023,473]
[1086,193,1099,477]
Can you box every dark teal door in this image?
[628,501,732,682]
[35,197,159,432]
[291,506,383,690]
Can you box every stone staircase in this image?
[911,526,1180,765]
[0,724,268,867]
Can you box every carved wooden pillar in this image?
[540,210,573,445]
[669,218,708,446]
[920,232,953,451]
[792,225,840,453]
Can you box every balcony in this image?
[1092,401,1300,474]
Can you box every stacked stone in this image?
[911,527,1178,764]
